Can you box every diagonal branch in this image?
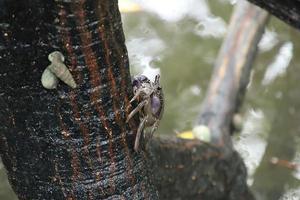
[197,0,269,149]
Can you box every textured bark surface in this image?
[198,0,269,148]
[148,137,254,200]
[247,0,300,29]
[0,0,158,199]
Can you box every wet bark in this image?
[148,137,254,200]
[198,0,269,149]
[246,0,300,30]
[0,0,158,199]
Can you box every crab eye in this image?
[139,75,149,82]
[132,79,139,87]
[141,76,147,81]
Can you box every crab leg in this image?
[149,120,159,138]
[130,89,142,103]
[134,116,147,151]
[154,74,160,86]
[126,100,148,122]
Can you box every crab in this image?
[126,74,164,151]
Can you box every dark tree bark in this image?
[0,0,158,199]
[148,137,254,200]
[246,0,300,29]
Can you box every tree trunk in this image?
[0,0,158,199]
[148,137,254,200]
[246,0,300,29]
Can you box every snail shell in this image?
[41,68,59,89]
[41,51,77,89]
[48,51,65,63]
[47,62,77,89]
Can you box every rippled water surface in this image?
[1,0,300,199]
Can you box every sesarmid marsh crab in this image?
[127,74,164,151]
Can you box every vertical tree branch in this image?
[0,0,157,199]
[148,137,255,200]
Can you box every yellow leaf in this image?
[177,131,195,139]
[119,0,141,13]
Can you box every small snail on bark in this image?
[41,51,77,89]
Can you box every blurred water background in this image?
[1,0,300,199]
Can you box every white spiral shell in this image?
[41,51,77,89]
[41,68,59,89]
